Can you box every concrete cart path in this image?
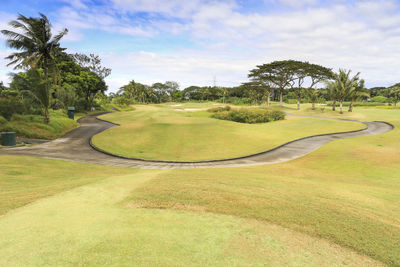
[0,113,394,169]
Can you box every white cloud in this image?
[2,0,400,91]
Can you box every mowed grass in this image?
[0,159,381,266]
[126,108,400,266]
[0,156,132,215]
[92,104,365,161]
[0,111,78,140]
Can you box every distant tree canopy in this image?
[248,60,332,109]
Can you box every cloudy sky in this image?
[1,0,400,92]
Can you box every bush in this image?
[219,97,252,105]
[371,96,388,103]
[211,108,285,124]
[0,115,7,124]
[0,97,27,120]
[207,105,231,113]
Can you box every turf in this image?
[0,156,132,216]
[0,161,381,266]
[126,107,400,266]
[0,106,398,265]
[0,110,78,140]
[92,104,365,161]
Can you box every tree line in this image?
[0,13,110,123]
[1,14,400,124]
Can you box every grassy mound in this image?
[92,104,365,161]
[0,110,78,140]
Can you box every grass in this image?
[0,156,132,216]
[126,107,400,266]
[92,104,365,161]
[0,105,398,265]
[0,110,78,140]
[0,156,381,266]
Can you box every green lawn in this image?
[126,107,400,266]
[92,103,365,161]
[0,156,381,266]
[0,110,78,140]
[0,106,398,266]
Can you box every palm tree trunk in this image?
[280,90,283,107]
[297,94,300,110]
[267,92,270,107]
[44,107,50,124]
[339,100,343,114]
[332,99,336,111]
[312,102,315,110]
[348,98,354,112]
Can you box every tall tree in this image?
[72,53,111,79]
[389,86,400,106]
[1,13,68,123]
[295,62,332,110]
[348,79,368,112]
[249,60,297,107]
[305,88,320,110]
[325,80,338,111]
[331,69,360,114]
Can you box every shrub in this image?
[0,115,7,124]
[211,108,285,124]
[0,97,27,120]
[371,96,388,103]
[207,105,231,113]
[219,97,252,105]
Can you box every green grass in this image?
[0,105,398,265]
[92,104,365,161]
[0,156,132,216]
[126,107,400,266]
[0,110,78,140]
[0,157,381,266]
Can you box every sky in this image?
[1,0,400,92]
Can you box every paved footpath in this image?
[0,113,394,169]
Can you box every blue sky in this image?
[1,0,400,92]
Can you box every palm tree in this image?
[325,81,338,111]
[305,88,320,110]
[347,79,369,112]
[1,13,68,123]
[331,69,360,114]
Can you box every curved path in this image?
[0,113,393,169]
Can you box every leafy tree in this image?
[249,60,297,106]
[242,81,273,106]
[1,13,68,123]
[152,82,169,102]
[164,81,179,101]
[72,53,111,79]
[389,86,400,106]
[249,60,332,108]
[348,79,369,112]
[291,61,332,110]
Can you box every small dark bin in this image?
[1,132,16,146]
[68,106,75,120]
